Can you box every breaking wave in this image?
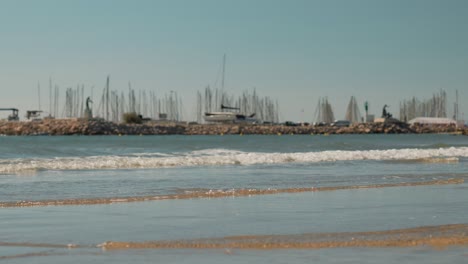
[1,147,467,174]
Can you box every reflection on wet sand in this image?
[0,241,77,249]
[0,178,463,208]
[99,224,468,250]
[1,224,466,255]
[0,251,68,260]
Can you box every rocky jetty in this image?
[0,119,465,136]
[0,119,185,136]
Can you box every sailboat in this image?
[203,55,257,124]
[204,104,256,123]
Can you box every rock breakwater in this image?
[0,119,465,136]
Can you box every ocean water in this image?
[0,134,467,263]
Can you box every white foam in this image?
[1,147,467,174]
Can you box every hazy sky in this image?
[1,0,467,121]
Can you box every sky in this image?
[0,0,467,122]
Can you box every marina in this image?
[2,1,468,263]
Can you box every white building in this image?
[408,117,457,126]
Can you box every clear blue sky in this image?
[1,0,467,121]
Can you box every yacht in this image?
[204,104,256,123]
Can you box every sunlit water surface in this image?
[1,135,467,263]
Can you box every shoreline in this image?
[0,119,466,136]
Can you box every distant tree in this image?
[122,112,142,124]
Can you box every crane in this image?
[0,108,19,121]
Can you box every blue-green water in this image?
[1,134,467,263]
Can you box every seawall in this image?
[0,119,466,136]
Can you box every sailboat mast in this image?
[37,82,41,110]
[454,90,459,120]
[49,77,52,116]
[221,54,226,92]
[106,76,110,121]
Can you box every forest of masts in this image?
[314,90,459,124]
[314,96,362,124]
[37,79,461,125]
[40,77,280,124]
[314,97,335,124]
[399,89,458,121]
[56,77,182,123]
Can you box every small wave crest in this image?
[1,179,462,208]
[1,147,468,174]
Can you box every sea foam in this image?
[0,147,467,174]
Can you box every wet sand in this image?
[2,224,466,251]
[100,223,468,250]
[0,178,463,208]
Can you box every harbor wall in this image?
[0,119,466,136]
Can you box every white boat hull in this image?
[204,112,257,123]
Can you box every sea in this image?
[0,134,467,263]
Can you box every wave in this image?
[1,179,462,208]
[386,157,460,164]
[1,147,468,174]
